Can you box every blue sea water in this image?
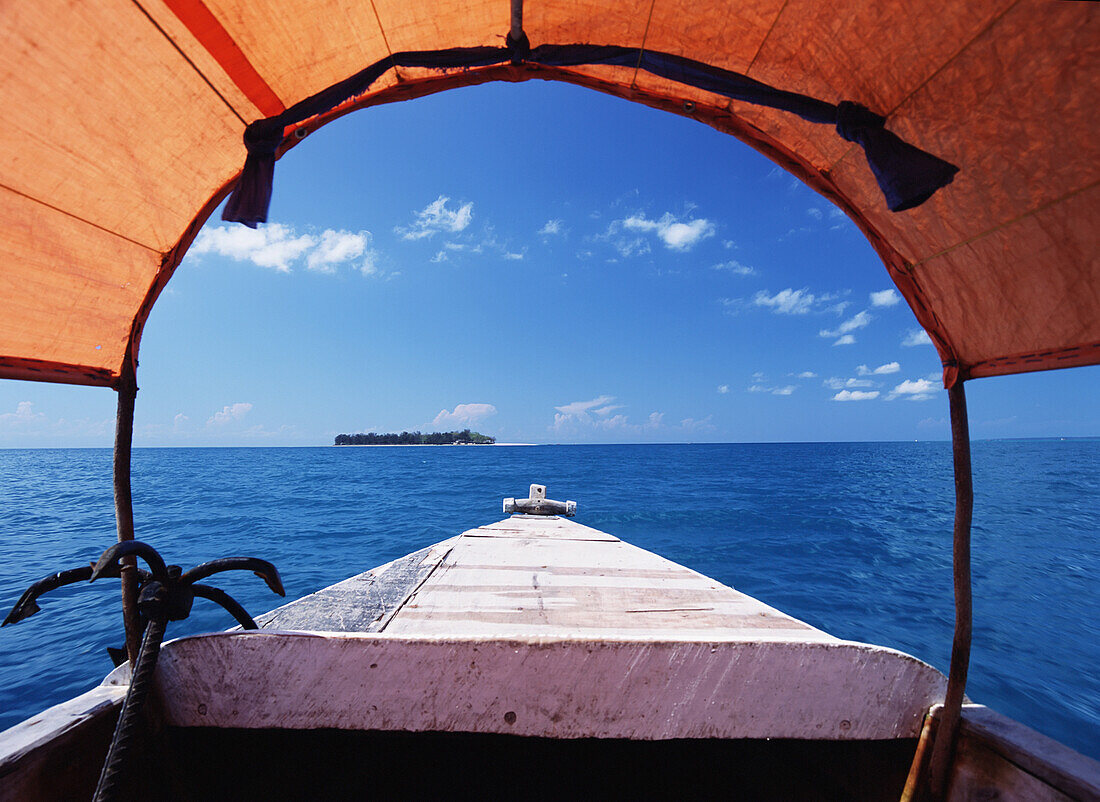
[0,442,1097,758]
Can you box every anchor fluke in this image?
[91,541,168,582]
[2,596,40,627]
[181,557,285,597]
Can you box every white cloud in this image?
[717,384,730,394]
[828,207,850,230]
[857,361,901,376]
[396,196,474,240]
[611,237,650,258]
[887,378,939,401]
[833,390,880,401]
[360,250,381,276]
[780,225,812,240]
[680,415,716,433]
[551,395,661,435]
[554,395,616,419]
[6,400,38,418]
[825,377,876,390]
[591,404,624,416]
[0,401,112,443]
[919,417,948,429]
[439,229,526,262]
[618,212,715,252]
[306,230,365,273]
[903,329,934,347]
[717,297,745,315]
[431,403,498,428]
[237,423,299,440]
[192,223,316,272]
[807,207,823,220]
[207,402,252,426]
[870,289,901,307]
[833,334,857,346]
[539,219,564,237]
[820,310,872,339]
[749,383,797,396]
[753,288,816,315]
[0,401,46,428]
[193,224,380,275]
[797,371,817,379]
[713,260,755,276]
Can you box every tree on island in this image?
[334,429,495,445]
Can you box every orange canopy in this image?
[0,0,1096,388]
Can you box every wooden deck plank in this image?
[471,517,618,540]
[204,515,951,742]
[381,517,834,642]
[256,536,456,633]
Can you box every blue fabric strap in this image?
[223,43,958,225]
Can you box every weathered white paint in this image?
[140,514,945,741]
[0,684,124,770]
[153,632,946,740]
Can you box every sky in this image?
[0,81,1096,447]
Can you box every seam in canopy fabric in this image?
[221,42,960,227]
[632,0,659,86]
[0,183,161,254]
[131,0,248,126]
[157,0,286,117]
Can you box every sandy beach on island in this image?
[332,443,537,447]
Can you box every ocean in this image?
[0,442,1097,758]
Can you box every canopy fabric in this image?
[0,0,1096,388]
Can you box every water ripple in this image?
[0,442,1097,758]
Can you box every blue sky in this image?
[1,81,1096,447]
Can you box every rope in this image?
[93,617,167,802]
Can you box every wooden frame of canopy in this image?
[1,1,1096,798]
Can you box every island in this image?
[334,429,496,445]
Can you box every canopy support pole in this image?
[510,0,523,40]
[113,358,141,665]
[928,379,974,798]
